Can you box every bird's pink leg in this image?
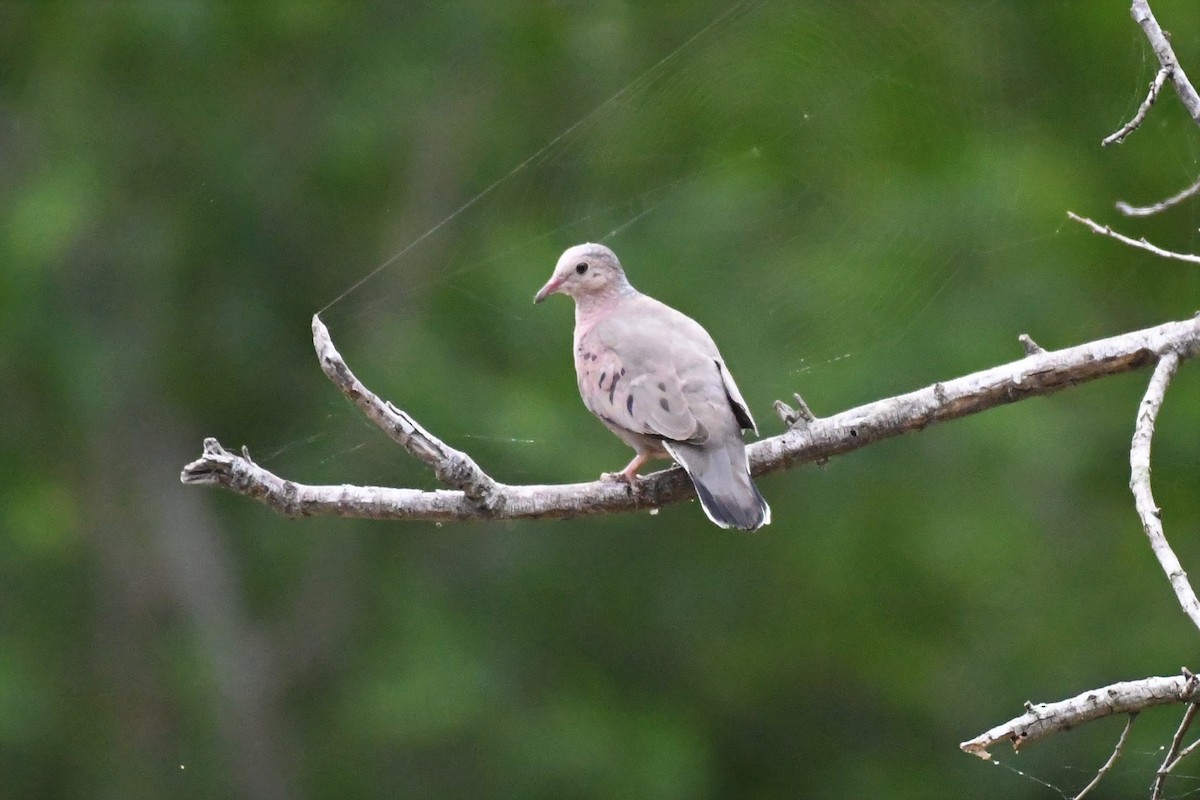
[603,452,651,484]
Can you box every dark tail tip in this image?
[693,479,771,531]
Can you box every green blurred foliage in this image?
[3,1,1200,798]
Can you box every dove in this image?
[534,243,770,531]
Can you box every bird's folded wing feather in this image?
[577,297,747,445]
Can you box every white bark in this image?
[961,674,1199,759]
[181,314,1200,523]
[1131,0,1200,126]
[1129,351,1200,629]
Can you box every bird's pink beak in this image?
[534,274,565,303]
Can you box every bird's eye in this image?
[575,262,589,275]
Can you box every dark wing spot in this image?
[657,381,667,392]
[659,397,670,412]
[626,395,634,415]
[598,371,607,388]
[608,373,621,403]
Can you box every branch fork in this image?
[182,4,1200,793]
[311,316,505,512]
[773,393,816,428]
[961,671,1200,760]
[183,313,1200,525]
[962,8,1200,793]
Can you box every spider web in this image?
[262,0,1199,490]
[237,2,1200,796]
[262,1,1009,475]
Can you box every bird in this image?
[534,242,770,531]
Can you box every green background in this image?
[4,2,1200,797]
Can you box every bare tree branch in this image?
[961,673,1199,760]
[1131,0,1200,126]
[1072,713,1137,800]
[1160,726,1200,777]
[1117,175,1200,217]
[1153,702,1198,800]
[964,6,1200,790]
[181,315,1200,523]
[1067,212,1200,265]
[1103,66,1170,146]
[1097,2,1200,231]
[962,351,1200,768]
[1130,351,1200,630]
[310,315,505,512]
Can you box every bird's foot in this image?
[602,452,651,485]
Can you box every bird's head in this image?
[534,243,630,304]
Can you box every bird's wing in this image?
[577,295,748,445]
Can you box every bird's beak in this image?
[533,274,565,304]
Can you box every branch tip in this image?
[962,675,1200,761]
[1129,351,1200,632]
[774,392,816,429]
[1018,334,1045,356]
[1068,211,1200,265]
[1102,65,1170,146]
[1116,175,1200,218]
[1129,0,1200,128]
[773,399,797,426]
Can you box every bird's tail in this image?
[664,440,770,531]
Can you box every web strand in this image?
[316,0,762,316]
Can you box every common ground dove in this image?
[534,243,770,531]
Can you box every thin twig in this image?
[1067,212,1200,265]
[773,393,816,428]
[1102,65,1170,146]
[1153,702,1199,800]
[1131,0,1200,126]
[1071,713,1137,800]
[1116,175,1200,217]
[1163,730,1200,775]
[1130,350,1200,631]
